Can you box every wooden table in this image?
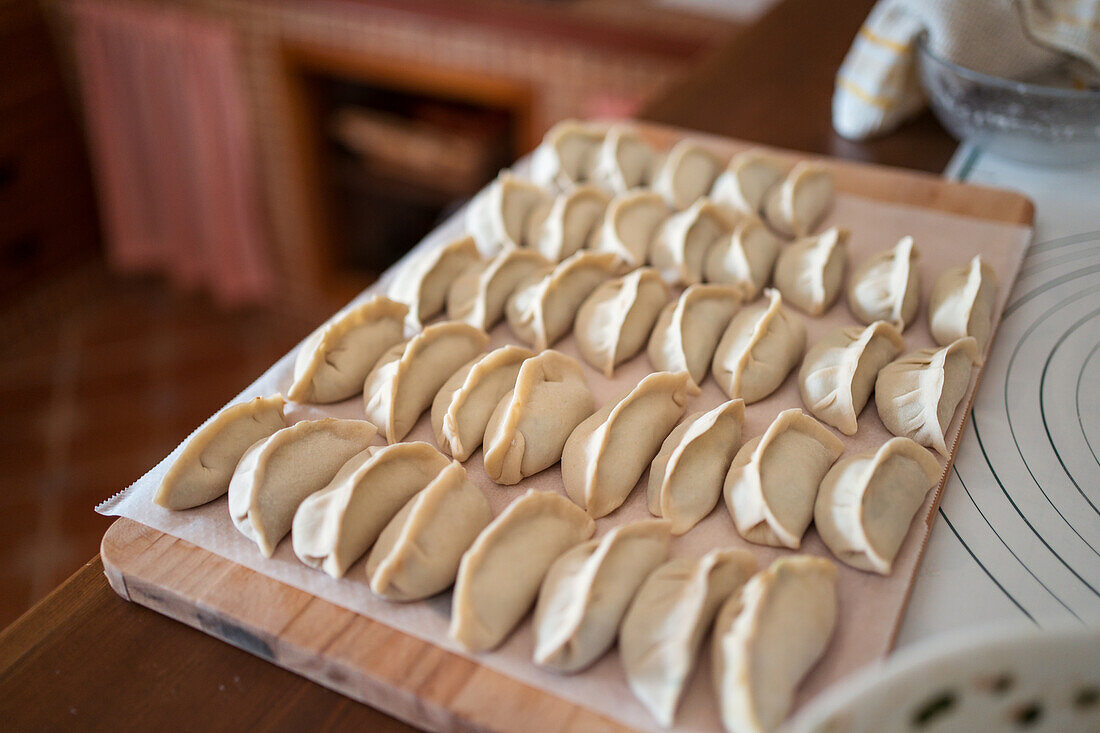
[0,0,959,729]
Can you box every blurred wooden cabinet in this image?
[45,0,737,310]
[280,41,534,301]
[0,0,97,301]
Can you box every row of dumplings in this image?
[465,192,997,355]
[463,164,827,301]
[383,232,991,453]
[155,403,838,730]
[526,119,834,239]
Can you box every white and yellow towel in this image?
[833,0,1100,140]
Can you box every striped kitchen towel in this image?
[833,0,1100,140]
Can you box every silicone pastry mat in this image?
[100,129,1032,732]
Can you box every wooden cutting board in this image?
[101,123,1034,733]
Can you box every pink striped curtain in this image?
[70,0,276,305]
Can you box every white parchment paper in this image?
[99,186,1031,732]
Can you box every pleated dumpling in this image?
[588,125,657,194]
[875,337,978,456]
[505,250,622,350]
[652,139,725,210]
[431,345,534,462]
[388,235,481,326]
[711,556,838,733]
[530,119,604,189]
[450,489,595,651]
[848,235,921,330]
[574,267,669,376]
[533,519,671,673]
[762,161,834,238]
[815,437,941,574]
[711,289,806,403]
[466,172,550,256]
[648,284,742,386]
[366,460,492,600]
[446,248,551,331]
[228,418,378,557]
[523,185,609,263]
[723,408,844,548]
[651,198,738,285]
[483,350,594,485]
[619,548,757,727]
[291,441,450,578]
[648,399,745,535]
[929,254,998,357]
[711,149,788,216]
[363,321,489,443]
[288,297,410,404]
[798,321,905,435]
[588,190,668,267]
[773,226,848,316]
[155,395,287,510]
[703,217,782,301]
[562,371,697,518]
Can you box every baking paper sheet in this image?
[99,185,1031,731]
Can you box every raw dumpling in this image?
[703,217,782,301]
[650,198,738,285]
[652,139,725,210]
[366,460,492,600]
[620,548,757,727]
[505,250,622,350]
[588,190,668,267]
[875,337,978,456]
[291,441,450,578]
[446,248,551,331]
[450,489,595,651]
[155,395,287,510]
[574,267,669,376]
[711,289,806,403]
[533,519,671,673]
[648,399,745,534]
[530,119,604,189]
[815,437,941,574]
[762,161,834,238]
[711,556,838,733]
[562,371,697,518]
[929,254,998,357]
[228,418,378,557]
[847,235,921,330]
[723,408,844,548]
[431,345,534,462]
[363,321,489,443]
[711,149,788,216]
[589,125,657,194]
[798,321,905,435]
[482,350,594,485]
[388,235,481,326]
[287,297,410,404]
[524,185,610,262]
[773,226,848,316]
[648,284,742,386]
[466,172,551,256]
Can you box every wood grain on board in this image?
[97,122,1033,732]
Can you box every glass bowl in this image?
[917,36,1100,166]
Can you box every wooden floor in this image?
[0,260,318,628]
